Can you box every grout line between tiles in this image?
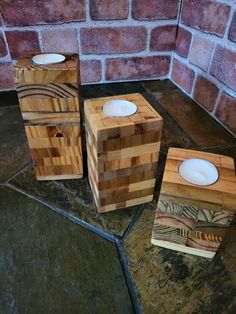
[6,161,33,183]
[6,182,118,244]
[121,204,144,241]
[116,240,142,314]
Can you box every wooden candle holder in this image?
[151,148,236,258]
[14,52,83,181]
[84,93,163,213]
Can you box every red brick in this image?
[132,0,179,20]
[193,76,219,111]
[0,32,7,58]
[106,56,170,81]
[42,29,78,53]
[181,0,230,36]
[6,31,40,59]
[216,93,236,134]
[228,11,236,43]
[150,25,177,51]
[0,63,15,90]
[175,27,192,58]
[189,36,214,71]
[80,60,102,83]
[90,0,128,20]
[210,45,236,91]
[1,0,84,26]
[81,27,147,54]
[171,59,195,93]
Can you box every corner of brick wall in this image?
[171,0,236,135]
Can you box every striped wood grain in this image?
[85,93,163,213]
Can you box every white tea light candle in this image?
[32,53,65,65]
[102,100,137,117]
[179,158,219,186]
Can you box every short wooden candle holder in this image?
[14,52,83,181]
[84,93,163,213]
[151,148,236,258]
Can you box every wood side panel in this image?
[25,124,83,180]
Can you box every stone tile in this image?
[124,202,236,313]
[181,0,230,37]
[153,89,235,148]
[210,45,236,92]
[189,35,214,71]
[175,27,192,58]
[0,90,19,107]
[216,92,236,135]
[1,0,85,26]
[132,0,179,20]
[193,75,219,112]
[42,29,78,53]
[80,60,102,84]
[0,106,31,183]
[150,25,177,51]
[171,59,195,94]
[0,63,15,90]
[9,165,142,238]
[0,31,7,58]
[106,56,170,81]
[0,186,133,314]
[141,79,178,93]
[80,27,147,54]
[81,81,145,100]
[6,30,40,59]
[90,0,128,20]
[142,92,195,153]
[228,11,236,43]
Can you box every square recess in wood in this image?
[151,148,236,258]
[14,52,83,181]
[84,93,163,213]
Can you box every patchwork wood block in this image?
[151,148,236,258]
[14,52,83,180]
[84,93,163,213]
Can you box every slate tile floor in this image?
[0,80,236,313]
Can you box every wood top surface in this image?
[162,148,236,212]
[15,52,78,71]
[84,93,163,134]
[14,52,79,84]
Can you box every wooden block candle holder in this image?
[151,148,236,258]
[84,93,163,213]
[14,52,83,181]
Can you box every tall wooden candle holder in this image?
[14,52,83,181]
[84,93,163,213]
[151,148,236,258]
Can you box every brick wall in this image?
[0,0,235,135]
[172,0,236,135]
[0,0,180,88]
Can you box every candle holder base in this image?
[151,148,236,258]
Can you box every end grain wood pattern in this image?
[151,148,236,258]
[14,52,83,181]
[85,93,163,213]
